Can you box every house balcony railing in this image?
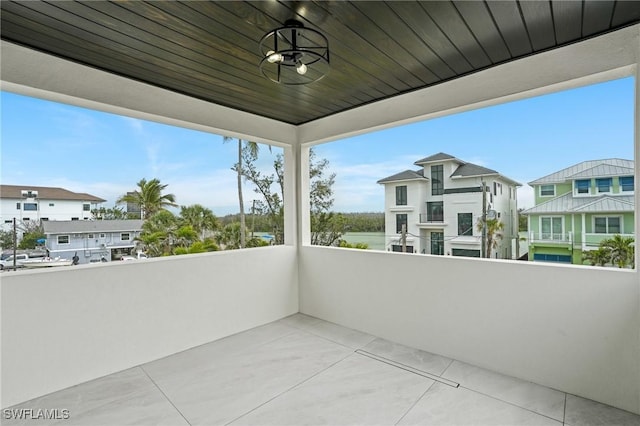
[418,213,444,223]
[529,231,573,244]
[582,233,634,248]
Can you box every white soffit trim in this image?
[299,24,640,145]
[0,41,296,147]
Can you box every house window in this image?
[16,203,20,210]
[575,179,590,195]
[540,217,563,240]
[71,217,79,221]
[431,232,444,255]
[395,185,407,206]
[23,203,37,211]
[41,218,49,221]
[391,245,413,253]
[49,203,55,207]
[457,213,473,236]
[594,217,621,234]
[452,248,481,258]
[396,214,408,233]
[83,203,91,211]
[596,178,612,193]
[540,185,555,196]
[431,165,443,195]
[121,233,131,241]
[88,234,94,239]
[57,235,70,244]
[619,176,634,192]
[426,202,443,222]
[4,220,12,224]
[100,233,106,238]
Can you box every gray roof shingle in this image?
[0,185,105,202]
[377,169,426,184]
[413,152,459,165]
[451,163,499,178]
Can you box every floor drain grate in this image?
[355,349,460,388]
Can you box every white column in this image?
[297,143,311,247]
[283,144,298,247]
[581,213,586,251]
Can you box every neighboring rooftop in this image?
[377,169,426,184]
[42,220,144,234]
[381,153,519,186]
[414,152,461,165]
[0,185,105,202]
[528,159,634,185]
[521,193,634,215]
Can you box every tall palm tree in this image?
[477,218,504,258]
[223,137,259,248]
[117,178,177,219]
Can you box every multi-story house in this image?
[43,220,144,264]
[378,153,519,259]
[0,185,105,237]
[522,158,634,264]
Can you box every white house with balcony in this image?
[0,185,105,239]
[522,158,635,264]
[378,153,520,259]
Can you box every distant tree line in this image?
[218,211,384,233]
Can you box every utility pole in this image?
[481,179,487,258]
[12,218,17,270]
[401,223,407,253]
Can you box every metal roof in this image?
[2,1,638,126]
[0,185,106,202]
[377,169,426,184]
[570,164,635,179]
[42,220,144,234]
[521,193,634,215]
[529,159,635,185]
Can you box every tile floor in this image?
[4,314,640,426]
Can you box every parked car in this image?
[120,252,148,261]
[0,253,30,270]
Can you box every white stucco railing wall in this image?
[0,246,298,408]
[299,246,640,415]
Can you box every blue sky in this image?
[1,77,634,215]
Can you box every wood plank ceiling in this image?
[1,1,639,125]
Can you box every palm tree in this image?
[223,137,259,248]
[601,234,635,268]
[179,204,219,240]
[477,218,504,258]
[582,247,612,267]
[117,178,177,219]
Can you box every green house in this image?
[522,159,634,264]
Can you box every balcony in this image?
[417,214,447,228]
[529,231,573,245]
[1,7,639,422]
[583,232,635,248]
[3,311,638,425]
